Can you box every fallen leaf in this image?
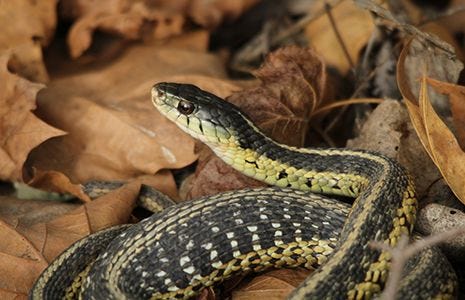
[420,22,465,63]
[0,0,56,47]
[186,152,264,199]
[188,0,259,29]
[0,219,48,299]
[355,0,456,54]
[0,195,78,228]
[0,181,142,297]
[0,54,65,182]
[7,42,50,84]
[27,169,91,202]
[305,0,374,74]
[398,40,465,204]
[27,36,229,183]
[0,0,57,82]
[432,5,465,59]
[420,77,465,203]
[423,77,465,150]
[232,269,311,300]
[397,36,462,151]
[63,0,189,58]
[231,46,326,146]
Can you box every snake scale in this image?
[30,82,457,299]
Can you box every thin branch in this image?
[370,226,465,300]
[324,2,355,69]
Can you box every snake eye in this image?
[177,100,195,115]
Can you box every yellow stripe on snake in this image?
[30,83,457,299]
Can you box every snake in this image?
[29,82,457,299]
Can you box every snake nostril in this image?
[157,90,165,99]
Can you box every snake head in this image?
[151,82,249,148]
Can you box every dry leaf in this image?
[0,195,78,228]
[419,78,465,203]
[232,46,326,147]
[6,42,50,84]
[398,42,465,204]
[423,77,465,150]
[232,269,311,300]
[355,0,456,54]
[27,37,231,183]
[188,0,259,29]
[187,152,265,199]
[63,0,189,58]
[305,0,374,74]
[0,54,65,182]
[0,181,141,297]
[0,219,48,299]
[0,0,57,82]
[27,169,91,202]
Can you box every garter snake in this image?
[30,82,457,299]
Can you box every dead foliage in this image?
[2,0,465,299]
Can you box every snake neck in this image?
[205,121,373,199]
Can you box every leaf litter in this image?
[2,0,465,299]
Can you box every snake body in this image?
[30,83,457,299]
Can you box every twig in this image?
[324,2,355,69]
[273,0,345,45]
[370,226,465,300]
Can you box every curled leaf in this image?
[398,39,465,204]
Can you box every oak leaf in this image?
[0,54,65,182]
[0,180,141,298]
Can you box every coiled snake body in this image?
[30,83,457,299]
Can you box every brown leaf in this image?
[0,181,142,296]
[232,269,311,300]
[305,1,374,74]
[27,169,91,202]
[64,1,188,58]
[398,42,465,204]
[7,42,50,84]
[0,195,78,228]
[0,54,65,182]
[187,153,264,199]
[401,40,461,115]
[188,0,259,29]
[0,0,57,82]
[423,77,465,150]
[420,78,465,203]
[231,46,326,147]
[397,37,462,153]
[0,219,48,299]
[27,38,232,183]
[0,0,56,46]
